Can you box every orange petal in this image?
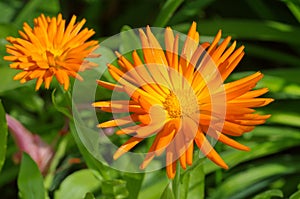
[195,130,228,169]
[96,80,123,92]
[113,137,144,159]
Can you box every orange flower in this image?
[93,22,273,179]
[4,13,99,90]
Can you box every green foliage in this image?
[122,172,144,199]
[54,169,101,199]
[153,0,184,27]
[17,153,46,199]
[160,183,175,199]
[84,192,96,199]
[253,189,283,199]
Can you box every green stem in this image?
[172,162,181,199]
[180,153,205,199]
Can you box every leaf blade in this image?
[0,100,7,174]
[153,0,184,27]
[17,153,46,199]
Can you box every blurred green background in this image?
[0,0,300,199]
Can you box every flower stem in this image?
[172,162,181,199]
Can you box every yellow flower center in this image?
[163,90,199,119]
[163,92,181,118]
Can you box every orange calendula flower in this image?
[93,22,273,179]
[4,13,99,90]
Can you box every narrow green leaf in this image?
[285,1,300,23]
[263,69,300,85]
[253,189,283,199]
[54,169,101,199]
[173,20,300,45]
[209,157,300,199]
[246,44,300,67]
[181,157,205,199]
[0,100,7,173]
[261,100,300,127]
[18,153,46,199]
[44,134,70,190]
[290,190,300,199]
[170,0,215,24]
[230,69,300,100]
[245,0,276,19]
[204,126,300,174]
[153,0,184,27]
[172,163,181,199]
[160,183,175,199]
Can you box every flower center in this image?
[45,49,63,68]
[163,90,198,119]
[163,92,181,118]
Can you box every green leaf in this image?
[204,126,300,175]
[0,67,34,93]
[179,172,190,199]
[170,0,216,24]
[173,20,300,45]
[290,190,300,199]
[230,69,300,100]
[54,169,101,199]
[102,179,129,199]
[245,0,276,20]
[285,0,300,23]
[260,100,300,127]
[69,121,111,180]
[209,157,300,199]
[153,0,184,27]
[13,0,60,26]
[0,1,22,23]
[138,172,169,199]
[253,189,283,199]
[18,153,46,199]
[0,23,18,38]
[246,44,300,67]
[160,183,175,199]
[0,100,7,174]
[183,159,205,199]
[13,0,42,26]
[123,172,144,199]
[84,192,96,199]
[44,134,70,190]
[120,25,141,54]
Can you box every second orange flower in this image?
[4,13,99,90]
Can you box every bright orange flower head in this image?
[4,13,99,90]
[93,22,273,179]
